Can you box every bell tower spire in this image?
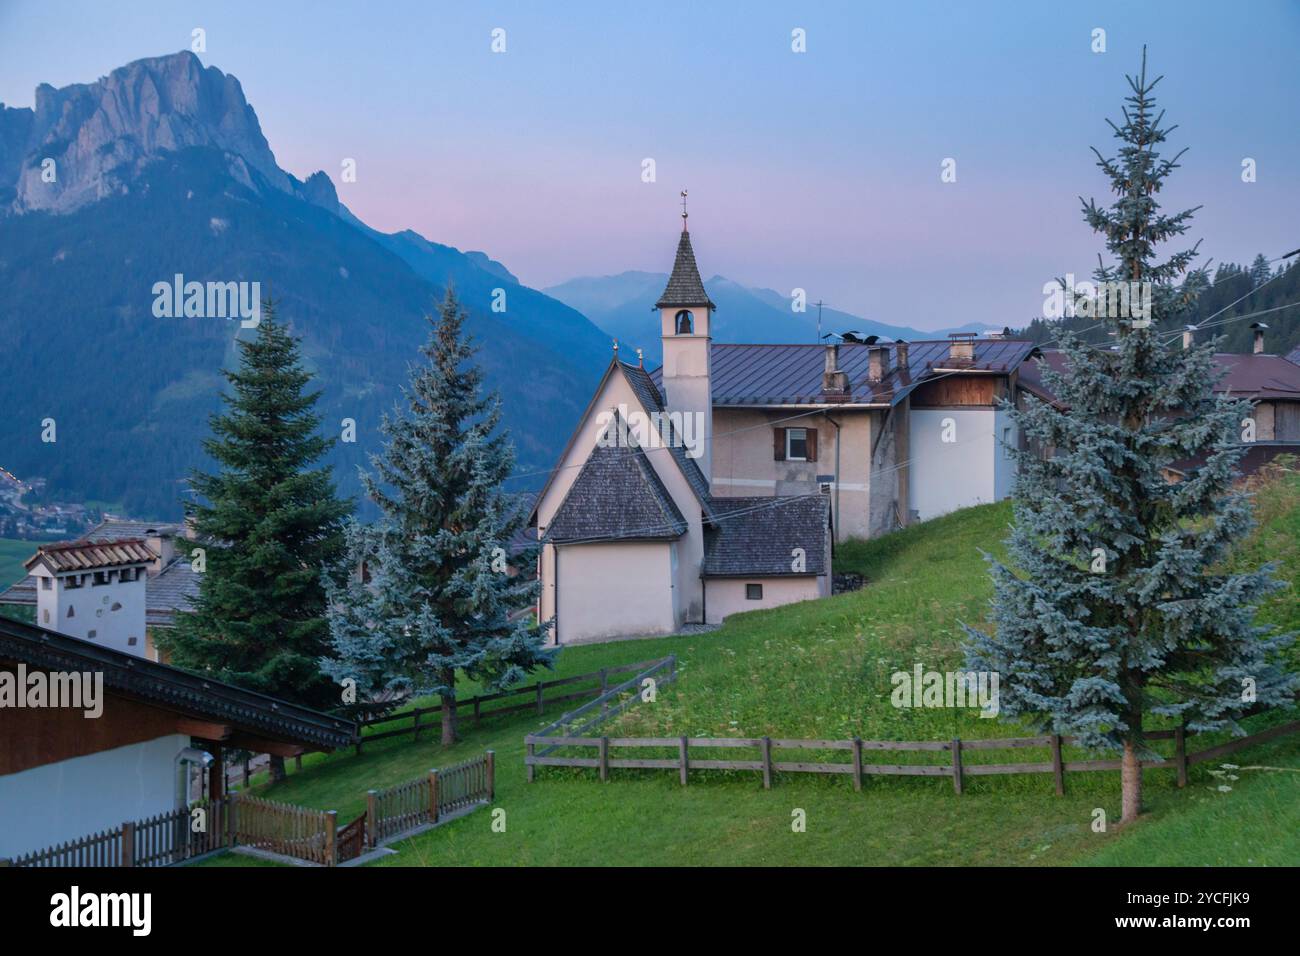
[655,197,714,482]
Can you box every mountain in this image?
[0,52,613,518]
[544,271,998,363]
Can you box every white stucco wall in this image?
[908,408,1002,521]
[704,576,826,625]
[0,734,190,858]
[34,567,148,657]
[554,541,676,644]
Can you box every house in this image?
[0,518,200,661]
[0,612,355,859]
[531,217,1041,643]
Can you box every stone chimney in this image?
[867,345,888,384]
[895,340,909,372]
[1252,322,1268,355]
[947,332,976,364]
[822,344,849,398]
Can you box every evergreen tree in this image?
[157,302,351,782]
[964,51,1296,824]
[323,288,553,745]
[1249,253,1273,288]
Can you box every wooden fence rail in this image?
[525,719,1300,794]
[366,751,495,849]
[355,660,667,753]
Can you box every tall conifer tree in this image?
[964,52,1295,823]
[323,288,552,745]
[158,302,351,782]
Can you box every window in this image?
[40,577,52,590]
[65,576,82,589]
[745,583,763,600]
[675,309,693,334]
[786,428,809,461]
[93,571,109,587]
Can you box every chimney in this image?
[822,344,849,398]
[947,332,976,364]
[895,340,909,372]
[1182,326,1195,350]
[1251,322,1268,355]
[867,345,888,384]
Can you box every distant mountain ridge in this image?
[0,51,613,518]
[544,270,996,364]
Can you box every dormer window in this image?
[675,310,693,334]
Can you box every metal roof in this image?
[1020,349,1300,403]
[651,340,1037,407]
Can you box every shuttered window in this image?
[776,426,818,462]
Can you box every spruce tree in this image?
[323,287,553,745]
[158,301,351,782]
[964,51,1296,823]
[1249,253,1273,288]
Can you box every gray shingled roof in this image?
[547,423,688,544]
[650,340,1037,406]
[620,361,716,519]
[654,230,716,310]
[703,495,830,577]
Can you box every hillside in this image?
[0,52,613,518]
[217,465,1300,866]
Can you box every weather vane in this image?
[680,189,688,229]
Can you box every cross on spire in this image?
[680,189,688,231]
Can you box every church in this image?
[530,208,1049,646]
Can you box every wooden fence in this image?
[233,794,336,865]
[525,719,1300,794]
[355,660,668,753]
[366,751,495,848]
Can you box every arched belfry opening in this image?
[675,310,693,334]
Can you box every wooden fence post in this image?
[851,737,863,793]
[428,769,440,823]
[228,791,239,848]
[679,736,689,786]
[536,681,545,715]
[486,750,496,801]
[412,709,421,742]
[1174,726,1188,788]
[242,757,250,788]
[526,741,535,783]
[324,811,338,867]
[366,790,378,850]
[355,733,364,756]
[950,739,963,795]
[599,737,609,782]
[1050,734,1065,796]
[474,696,482,726]
[294,754,302,773]
[760,736,772,790]
[120,821,135,868]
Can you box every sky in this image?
[2,0,1298,331]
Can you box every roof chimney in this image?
[822,344,849,399]
[1251,322,1268,355]
[947,332,976,364]
[895,340,909,372]
[1182,325,1196,350]
[867,345,888,384]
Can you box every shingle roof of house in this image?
[654,230,716,310]
[651,340,1037,406]
[86,519,187,541]
[1019,349,1300,403]
[703,495,830,577]
[24,539,157,573]
[546,424,688,544]
[621,361,716,518]
[0,615,355,749]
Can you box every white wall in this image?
[0,734,189,858]
[34,566,149,657]
[704,576,825,625]
[993,407,1019,501]
[908,408,1001,521]
[555,541,676,643]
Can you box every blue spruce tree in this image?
[323,287,553,745]
[964,51,1295,823]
